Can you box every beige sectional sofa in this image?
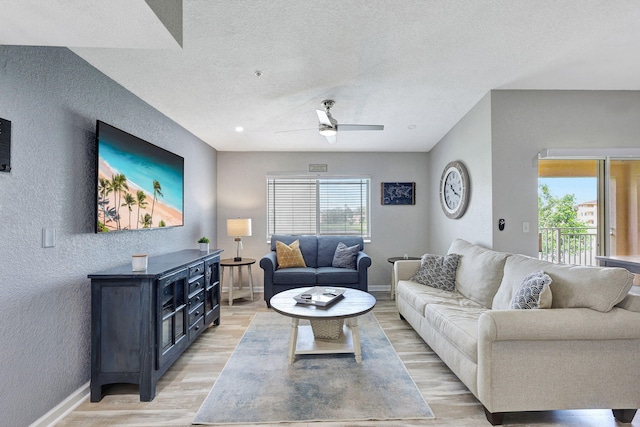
[394,238,640,425]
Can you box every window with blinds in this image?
[267,177,370,239]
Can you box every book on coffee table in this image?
[293,287,346,307]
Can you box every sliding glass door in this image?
[538,157,640,264]
[538,159,599,265]
[607,159,640,257]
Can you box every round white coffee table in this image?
[270,287,376,364]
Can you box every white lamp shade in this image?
[227,218,252,237]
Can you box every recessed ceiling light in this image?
[254,70,263,77]
[408,125,416,129]
[235,126,244,132]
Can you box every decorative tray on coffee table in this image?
[293,286,345,307]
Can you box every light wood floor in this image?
[58,292,637,427]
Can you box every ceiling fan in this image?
[315,99,384,144]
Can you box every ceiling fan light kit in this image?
[315,99,384,144]
[319,125,337,137]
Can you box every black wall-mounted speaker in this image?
[0,117,11,172]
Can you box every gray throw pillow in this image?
[332,242,360,269]
[411,253,461,292]
[509,271,553,309]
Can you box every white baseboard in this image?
[30,381,90,427]
[368,284,390,293]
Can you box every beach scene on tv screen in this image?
[97,124,184,232]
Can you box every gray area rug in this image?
[193,311,434,424]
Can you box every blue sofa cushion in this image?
[316,267,359,284]
[273,267,317,285]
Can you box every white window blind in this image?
[267,177,370,238]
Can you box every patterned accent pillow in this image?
[275,240,307,269]
[332,242,360,269]
[509,271,553,309]
[411,253,461,292]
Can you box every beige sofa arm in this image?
[478,307,640,342]
[477,307,640,414]
[393,260,421,281]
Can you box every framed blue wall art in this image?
[381,182,415,205]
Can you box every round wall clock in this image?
[439,160,470,219]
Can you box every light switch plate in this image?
[42,228,56,248]
[522,222,530,233]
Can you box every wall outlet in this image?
[522,222,530,233]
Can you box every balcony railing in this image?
[539,227,598,266]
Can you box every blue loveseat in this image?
[260,235,372,307]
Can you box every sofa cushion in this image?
[331,242,360,269]
[495,254,634,312]
[617,294,640,313]
[411,253,461,291]
[317,267,359,284]
[617,286,640,313]
[276,240,307,269]
[447,239,510,308]
[396,280,484,316]
[509,271,553,309]
[273,267,317,285]
[425,304,488,363]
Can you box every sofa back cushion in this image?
[447,239,510,308]
[317,236,364,268]
[271,235,318,268]
[494,254,634,312]
[617,291,640,313]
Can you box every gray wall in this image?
[427,90,640,257]
[427,93,494,254]
[491,90,640,255]
[0,46,217,426]
[216,151,430,289]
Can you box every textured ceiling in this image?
[4,1,640,152]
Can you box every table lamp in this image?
[227,218,252,261]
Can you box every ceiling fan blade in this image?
[324,134,337,144]
[316,109,332,126]
[337,124,384,132]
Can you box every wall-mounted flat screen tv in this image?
[95,120,184,233]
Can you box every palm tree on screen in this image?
[150,179,163,226]
[111,173,129,230]
[122,192,136,229]
[98,177,113,227]
[136,190,148,229]
[141,213,153,228]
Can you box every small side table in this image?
[220,258,255,306]
[387,256,421,300]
